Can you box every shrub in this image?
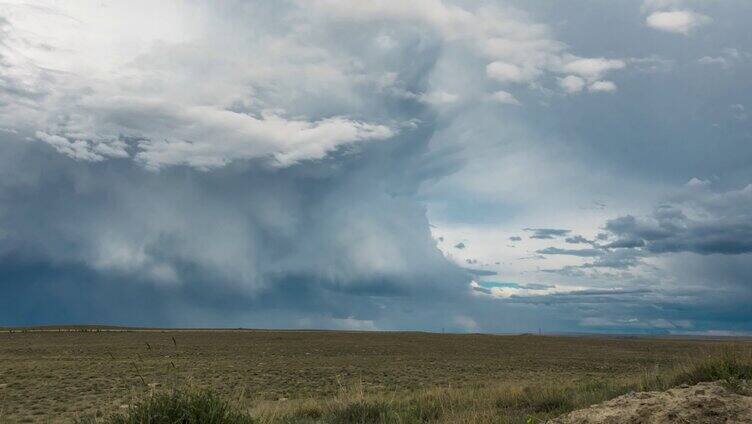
[673,350,752,386]
[80,390,253,424]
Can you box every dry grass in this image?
[0,328,750,423]
[245,349,752,423]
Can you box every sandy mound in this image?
[549,381,752,424]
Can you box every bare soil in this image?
[549,380,752,424]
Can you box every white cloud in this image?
[588,80,617,93]
[488,90,521,105]
[698,48,746,69]
[558,75,586,94]
[486,61,537,84]
[562,57,625,80]
[36,100,394,170]
[0,2,396,170]
[698,56,729,68]
[132,107,394,170]
[2,0,629,173]
[553,57,625,95]
[93,141,130,159]
[301,0,477,40]
[307,0,623,98]
[646,10,711,35]
[685,177,711,189]
[35,131,105,162]
[628,56,675,73]
[418,91,459,105]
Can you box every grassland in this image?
[0,328,750,423]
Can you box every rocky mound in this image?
[549,381,752,424]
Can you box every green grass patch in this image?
[78,390,253,424]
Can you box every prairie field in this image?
[0,328,750,423]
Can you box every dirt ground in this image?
[549,380,752,424]
[0,328,746,422]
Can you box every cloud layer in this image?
[646,10,711,35]
[0,0,751,334]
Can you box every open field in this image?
[0,328,750,423]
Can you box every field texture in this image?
[0,329,747,422]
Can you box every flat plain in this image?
[0,328,748,423]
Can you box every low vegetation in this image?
[78,390,252,424]
[76,348,751,423]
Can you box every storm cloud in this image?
[524,228,571,240]
[1,0,751,334]
[604,187,752,255]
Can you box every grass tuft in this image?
[675,350,752,385]
[638,349,752,392]
[79,389,253,424]
[326,399,396,423]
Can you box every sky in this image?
[0,0,750,334]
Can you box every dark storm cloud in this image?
[560,288,651,296]
[0,118,473,328]
[524,228,571,240]
[0,258,473,329]
[565,235,591,244]
[537,244,645,273]
[509,236,522,242]
[505,288,652,305]
[604,189,752,255]
[0,0,481,325]
[535,183,752,277]
[464,268,497,276]
[582,249,645,269]
[603,239,646,249]
[536,247,603,257]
